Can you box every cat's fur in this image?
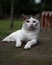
[2,17,40,49]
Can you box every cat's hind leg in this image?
[2,35,12,42]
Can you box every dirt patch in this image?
[0,31,52,65]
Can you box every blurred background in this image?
[0,0,52,33]
[0,0,52,18]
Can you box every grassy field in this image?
[0,19,22,34]
[0,19,52,65]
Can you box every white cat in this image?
[2,16,40,49]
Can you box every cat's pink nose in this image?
[30,24,33,27]
[30,24,33,26]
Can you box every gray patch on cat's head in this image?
[23,17,40,31]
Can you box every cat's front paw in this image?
[24,45,31,49]
[15,43,21,47]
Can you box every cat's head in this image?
[22,14,40,31]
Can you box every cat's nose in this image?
[30,24,33,27]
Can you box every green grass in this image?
[0,19,22,34]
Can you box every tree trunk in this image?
[10,0,14,29]
[0,4,3,19]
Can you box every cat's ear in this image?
[33,14,40,20]
[21,14,29,20]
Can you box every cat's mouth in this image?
[28,26,35,30]
[29,25,34,28]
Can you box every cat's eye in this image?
[26,21,30,23]
[33,21,36,23]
